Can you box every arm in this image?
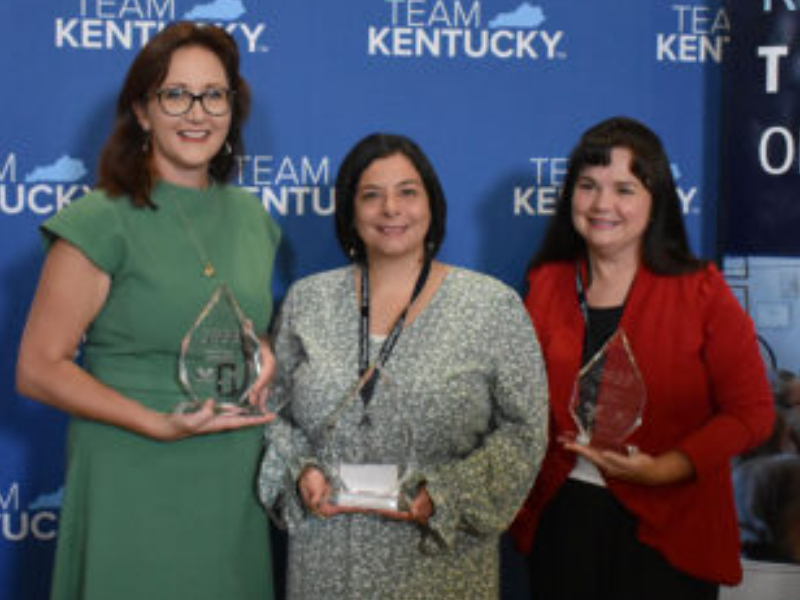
[675,268,775,477]
[412,290,549,551]
[248,334,277,413]
[565,268,774,485]
[257,285,321,529]
[16,241,273,441]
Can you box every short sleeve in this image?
[40,190,127,275]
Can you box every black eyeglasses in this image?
[154,87,234,117]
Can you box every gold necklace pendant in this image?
[173,194,218,280]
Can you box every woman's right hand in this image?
[560,436,695,486]
[297,467,367,518]
[155,399,276,441]
[298,466,335,515]
[297,473,375,519]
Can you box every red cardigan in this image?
[509,261,774,585]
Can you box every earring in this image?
[223,141,233,156]
[142,131,151,154]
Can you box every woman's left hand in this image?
[407,487,434,525]
[560,437,694,486]
[249,335,276,413]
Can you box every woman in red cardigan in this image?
[510,117,774,600]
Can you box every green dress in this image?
[41,181,280,600]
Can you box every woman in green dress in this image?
[16,22,279,600]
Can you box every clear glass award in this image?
[569,329,646,451]
[177,284,263,415]
[322,366,414,512]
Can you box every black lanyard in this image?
[575,260,631,364]
[575,260,636,323]
[575,261,590,324]
[358,259,432,404]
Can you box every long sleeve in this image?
[414,286,549,552]
[675,267,774,477]
[258,286,316,530]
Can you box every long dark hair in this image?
[97,22,251,208]
[529,116,703,275]
[334,133,447,263]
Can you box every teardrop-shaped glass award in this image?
[177,284,262,415]
[326,366,410,512]
[569,328,646,451]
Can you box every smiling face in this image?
[571,147,652,264]
[134,45,232,189]
[353,153,432,264]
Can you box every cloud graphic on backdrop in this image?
[29,487,64,510]
[184,0,246,20]
[25,156,87,183]
[489,3,546,29]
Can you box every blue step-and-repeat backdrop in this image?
[2,1,796,598]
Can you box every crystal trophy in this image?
[177,284,263,415]
[322,366,414,512]
[569,329,646,451]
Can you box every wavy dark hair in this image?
[97,22,251,208]
[334,133,447,263]
[529,116,703,275]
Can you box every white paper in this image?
[334,464,400,510]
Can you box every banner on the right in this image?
[721,0,800,256]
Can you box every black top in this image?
[581,305,624,365]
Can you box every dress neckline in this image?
[151,179,219,209]
[348,263,454,336]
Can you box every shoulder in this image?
[47,189,126,222]
[524,261,575,318]
[646,263,727,301]
[41,188,130,242]
[442,268,540,355]
[216,183,280,240]
[527,261,573,290]
[277,266,352,327]
[40,189,131,271]
[443,267,531,328]
[692,262,727,294]
[216,183,268,218]
[216,183,261,206]
[639,264,749,328]
[286,266,352,303]
[447,266,521,303]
